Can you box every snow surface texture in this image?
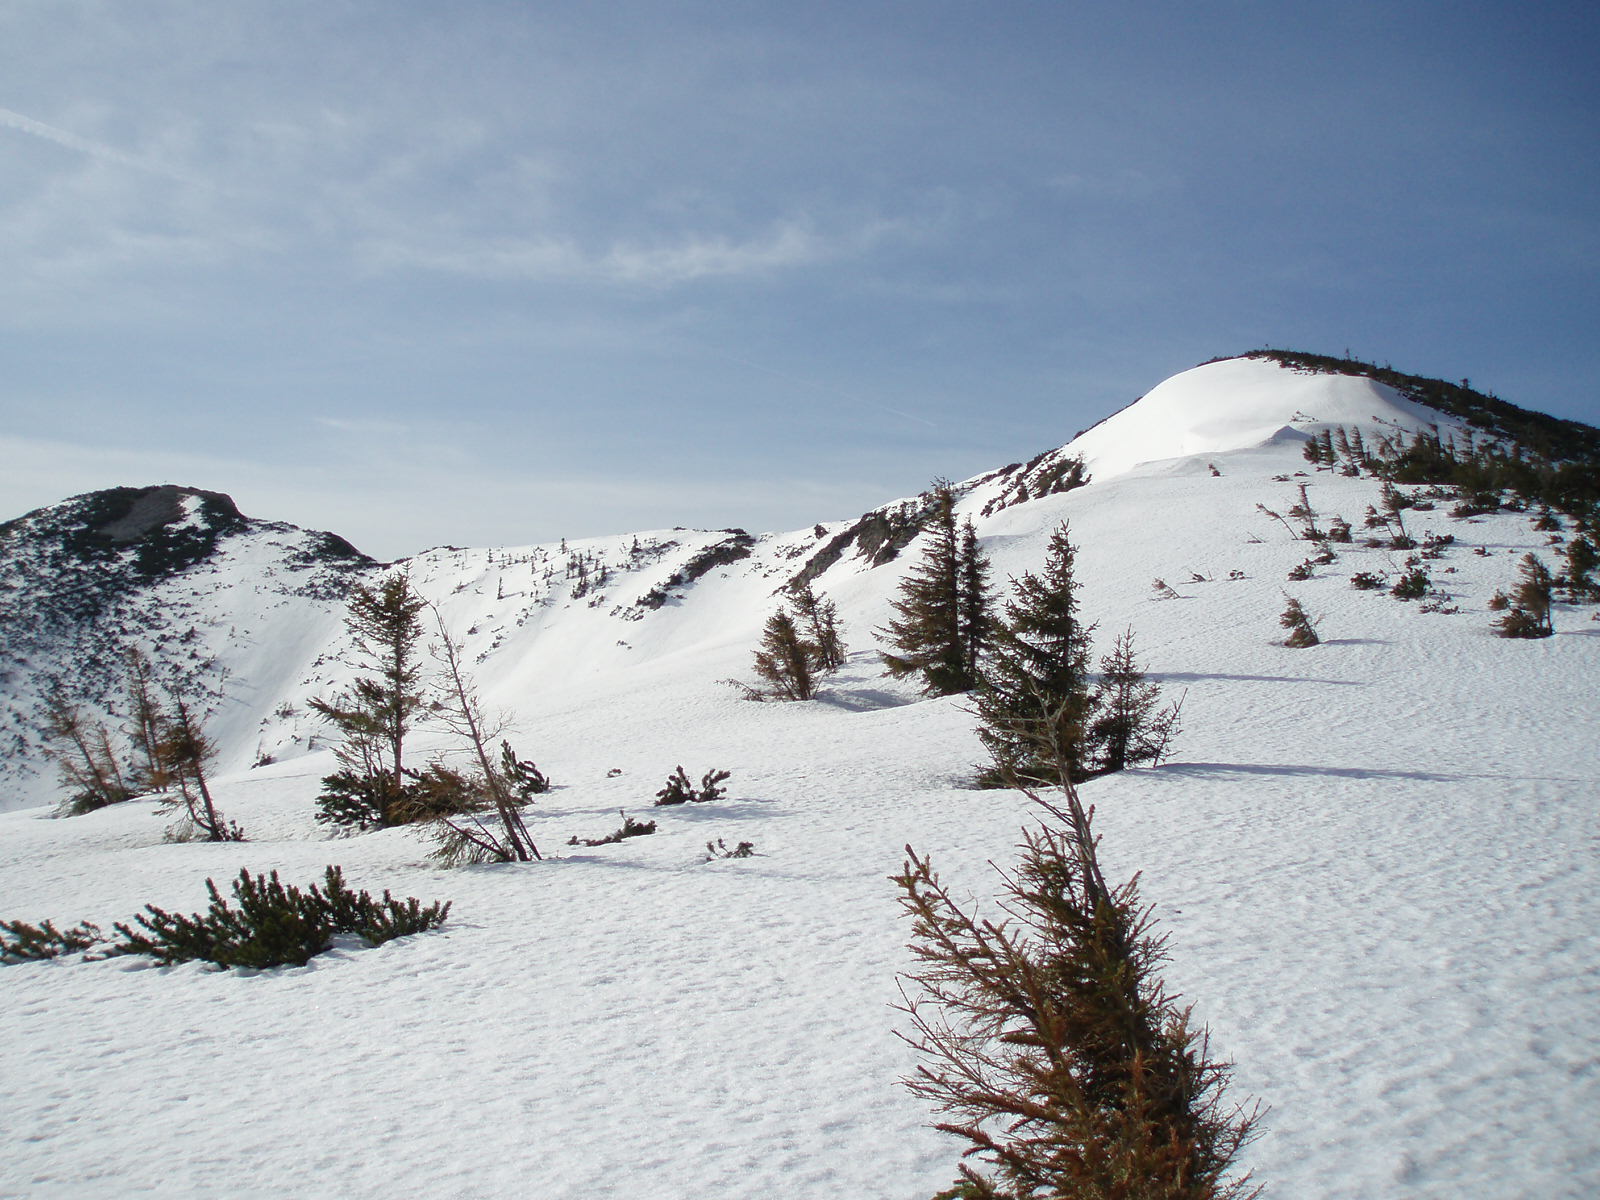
[2,358,1596,1198]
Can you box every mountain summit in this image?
[1065,356,1477,481]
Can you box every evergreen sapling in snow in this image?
[790,580,848,672]
[311,574,429,829]
[972,524,1097,786]
[1086,629,1183,776]
[896,776,1262,1199]
[751,609,819,701]
[1279,596,1320,647]
[1493,553,1555,638]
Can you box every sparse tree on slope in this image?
[1493,553,1555,638]
[958,521,994,688]
[311,574,428,827]
[124,648,171,794]
[751,609,818,701]
[972,524,1097,786]
[429,609,540,864]
[789,580,847,672]
[1278,596,1320,648]
[40,686,131,815]
[896,776,1262,1199]
[880,484,992,696]
[1087,629,1183,775]
[157,681,241,842]
[1563,534,1598,600]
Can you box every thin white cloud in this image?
[360,214,910,286]
[0,105,201,185]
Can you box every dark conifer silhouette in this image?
[1087,629,1183,775]
[789,580,847,672]
[1278,596,1320,647]
[751,609,818,701]
[880,483,992,696]
[156,681,242,841]
[972,524,1097,785]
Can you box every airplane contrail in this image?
[0,105,197,183]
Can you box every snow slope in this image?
[2,357,1596,1198]
[1069,355,1478,481]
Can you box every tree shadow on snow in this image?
[1153,671,1367,687]
[1153,761,1458,783]
[813,687,915,711]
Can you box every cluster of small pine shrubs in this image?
[3,868,450,969]
[0,918,105,962]
[654,766,731,806]
[114,866,450,968]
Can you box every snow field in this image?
[3,358,1597,1197]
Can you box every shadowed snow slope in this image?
[2,355,1597,1199]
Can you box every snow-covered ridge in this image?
[1061,356,1476,482]
[0,356,1578,813]
[2,353,1598,1198]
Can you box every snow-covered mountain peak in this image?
[1065,356,1472,482]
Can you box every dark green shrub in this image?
[318,762,490,832]
[314,768,396,832]
[654,766,695,805]
[654,767,732,806]
[1390,569,1430,600]
[1349,572,1385,591]
[1,918,104,962]
[393,763,490,825]
[1493,608,1551,639]
[112,866,450,969]
[500,741,551,799]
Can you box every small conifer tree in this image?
[40,687,133,816]
[1086,629,1183,775]
[157,682,242,841]
[1562,535,1598,600]
[1279,596,1320,647]
[880,483,992,696]
[789,581,847,671]
[957,521,994,687]
[124,648,171,794]
[896,778,1262,1198]
[311,574,428,827]
[751,609,818,701]
[428,610,540,863]
[499,740,551,800]
[972,524,1097,785]
[1493,553,1555,638]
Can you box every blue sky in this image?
[3,0,1596,560]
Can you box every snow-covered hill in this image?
[2,354,1597,1198]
